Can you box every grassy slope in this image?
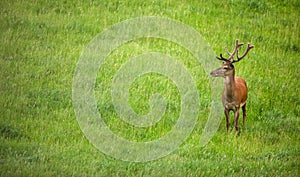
[0,0,299,176]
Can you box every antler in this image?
[226,40,243,60]
[216,40,254,63]
[232,43,254,63]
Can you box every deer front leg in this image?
[242,103,246,125]
[224,109,230,132]
[234,109,240,132]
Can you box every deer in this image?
[210,40,254,133]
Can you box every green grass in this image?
[1,0,299,176]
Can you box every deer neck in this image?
[224,71,235,98]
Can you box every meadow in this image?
[1,0,299,176]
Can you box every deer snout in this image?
[210,69,221,77]
[210,71,217,77]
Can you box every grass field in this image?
[1,0,299,176]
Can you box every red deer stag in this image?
[210,40,254,133]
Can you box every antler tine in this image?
[232,42,254,63]
[216,54,229,62]
[225,47,231,57]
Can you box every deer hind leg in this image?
[224,109,230,132]
[234,109,240,132]
[242,103,246,125]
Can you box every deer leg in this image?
[234,109,240,132]
[224,109,230,132]
[242,103,246,125]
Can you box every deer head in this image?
[210,40,254,78]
